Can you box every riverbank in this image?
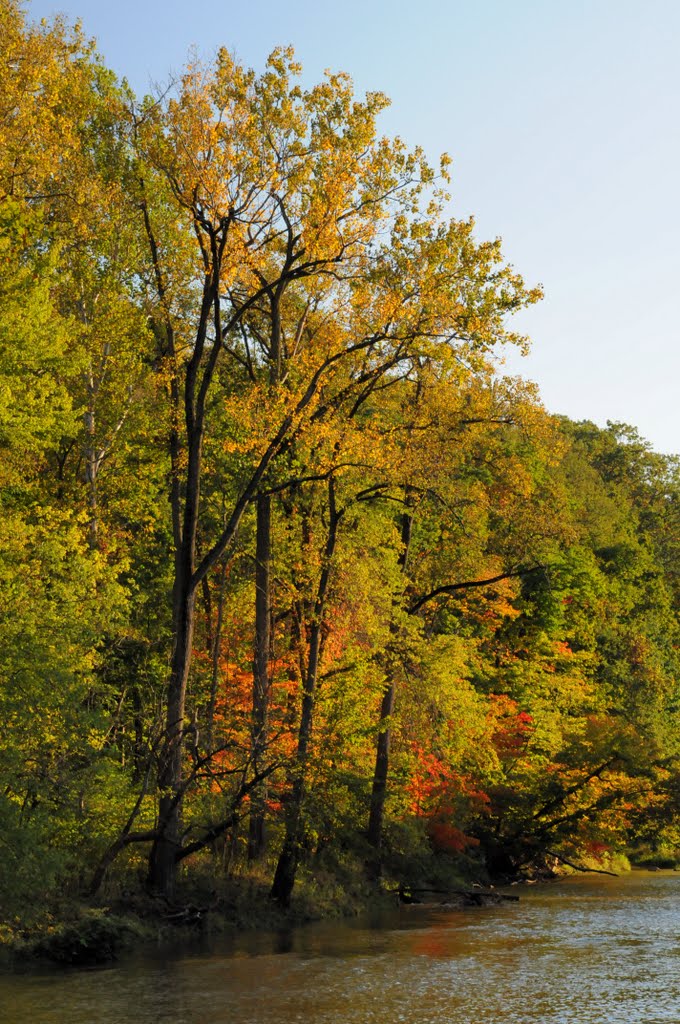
[4,843,675,970]
[5,887,519,970]
[1,850,506,970]
[0,867,383,969]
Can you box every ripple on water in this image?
[2,872,680,1023]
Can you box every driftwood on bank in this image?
[393,885,519,907]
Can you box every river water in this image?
[2,871,680,1023]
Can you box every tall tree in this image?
[133,48,451,894]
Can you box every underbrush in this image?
[628,844,680,870]
[0,836,480,968]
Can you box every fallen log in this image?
[393,885,519,906]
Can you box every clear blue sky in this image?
[27,0,680,455]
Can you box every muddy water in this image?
[3,871,680,1023]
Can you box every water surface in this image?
[3,871,679,1023]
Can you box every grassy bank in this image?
[6,840,657,969]
[1,844,485,968]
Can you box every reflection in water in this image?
[3,872,680,1023]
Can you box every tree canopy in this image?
[1,1,678,924]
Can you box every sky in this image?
[27,0,680,455]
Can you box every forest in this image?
[1,0,679,946]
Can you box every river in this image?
[2,871,680,1023]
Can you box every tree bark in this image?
[248,491,271,860]
[366,505,413,873]
[206,557,228,750]
[147,546,197,895]
[367,677,396,856]
[271,477,339,907]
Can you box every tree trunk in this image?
[248,491,271,860]
[367,678,396,858]
[269,626,320,907]
[366,506,413,873]
[248,289,283,859]
[271,478,339,907]
[206,557,228,750]
[84,394,99,551]
[147,535,197,895]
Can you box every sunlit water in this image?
[3,871,680,1023]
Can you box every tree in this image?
[357,373,560,869]
[133,47,450,895]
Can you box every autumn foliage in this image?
[1,0,679,921]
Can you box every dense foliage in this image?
[1,0,679,924]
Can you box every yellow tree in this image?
[132,47,451,894]
[0,0,98,203]
[1,0,152,543]
[129,44,541,896]
[0,2,147,906]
